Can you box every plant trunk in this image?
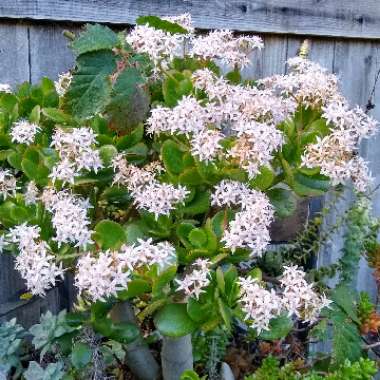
[110,301,160,380]
[161,334,193,380]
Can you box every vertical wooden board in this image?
[241,41,264,80]
[0,21,29,86]
[308,39,335,71]
[0,254,26,304]
[29,23,79,84]
[285,36,303,69]
[333,41,379,298]
[0,287,62,328]
[0,22,29,305]
[262,35,288,76]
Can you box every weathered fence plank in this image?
[0,22,31,304]
[29,23,79,84]
[1,0,380,39]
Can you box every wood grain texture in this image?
[0,287,62,328]
[0,22,30,305]
[29,23,79,84]
[1,0,380,39]
[0,21,29,87]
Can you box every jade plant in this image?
[0,13,378,379]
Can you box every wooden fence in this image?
[0,0,380,326]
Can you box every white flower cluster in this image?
[75,250,131,302]
[0,168,18,199]
[190,129,224,162]
[50,127,103,184]
[280,266,332,323]
[230,121,283,178]
[8,223,64,296]
[193,69,289,176]
[112,154,189,218]
[120,238,176,270]
[238,276,282,334]
[257,57,378,192]
[192,68,295,126]
[261,57,343,108]
[238,266,331,333]
[10,120,41,145]
[147,96,209,136]
[163,13,194,32]
[54,71,72,96]
[41,189,93,248]
[75,238,176,301]
[212,180,274,256]
[175,258,211,300]
[147,81,286,177]
[126,25,186,73]
[191,29,263,68]
[126,15,262,72]
[301,100,378,192]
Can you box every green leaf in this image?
[179,167,204,186]
[124,142,148,164]
[330,285,360,324]
[259,314,293,340]
[136,15,188,34]
[74,168,114,185]
[267,188,297,218]
[162,75,193,107]
[42,108,73,125]
[331,308,363,365]
[154,303,197,337]
[211,210,235,238]
[217,297,231,330]
[92,319,139,344]
[250,166,275,191]
[71,24,119,56]
[225,69,242,85]
[186,298,213,323]
[247,267,262,281]
[109,322,139,344]
[70,343,92,369]
[180,190,210,216]
[291,171,330,197]
[106,67,149,132]
[125,222,145,244]
[216,267,225,294]
[21,147,50,186]
[188,228,208,248]
[180,369,204,380]
[29,105,40,124]
[116,123,144,150]
[93,220,127,250]
[118,279,151,300]
[101,186,131,205]
[161,139,185,175]
[99,144,118,166]
[63,50,116,119]
[7,151,23,170]
[152,265,178,298]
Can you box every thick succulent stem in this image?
[161,334,193,380]
[110,301,160,380]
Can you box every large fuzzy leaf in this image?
[63,50,116,119]
[71,24,119,56]
[106,67,149,132]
